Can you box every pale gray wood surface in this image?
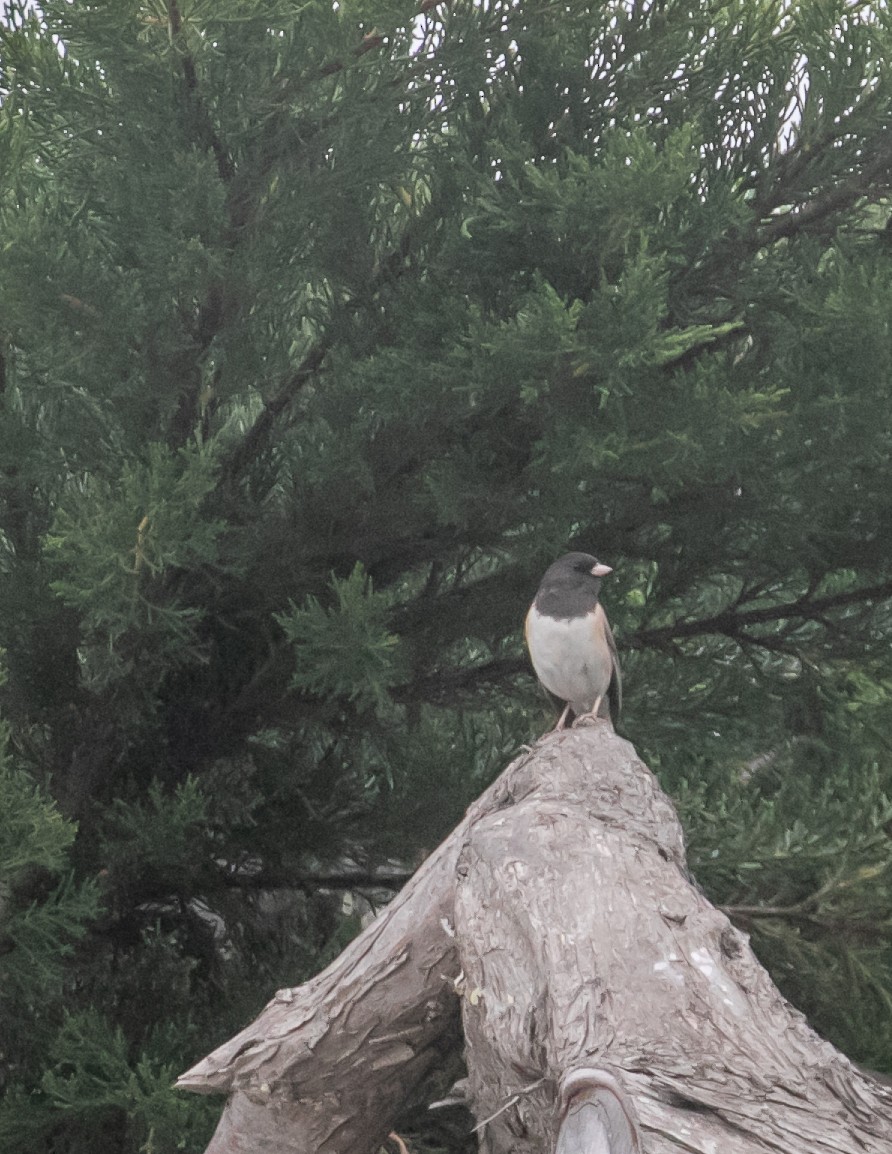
[178,724,892,1152]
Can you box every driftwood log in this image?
[177,723,892,1152]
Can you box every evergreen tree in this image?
[1,0,892,1149]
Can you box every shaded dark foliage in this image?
[2,0,892,1148]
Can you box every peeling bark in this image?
[178,724,892,1152]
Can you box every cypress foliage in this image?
[1,0,892,1149]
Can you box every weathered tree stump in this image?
[178,724,892,1152]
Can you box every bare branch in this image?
[633,578,892,648]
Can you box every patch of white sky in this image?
[3,0,886,167]
[1,0,64,52]
[395,0,886,182]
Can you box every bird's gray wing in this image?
[603,613,622,721]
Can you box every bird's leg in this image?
[554,702,573,731]
[571,695,603,727]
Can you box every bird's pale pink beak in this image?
[591,563,612,577]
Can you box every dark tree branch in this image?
[216,214,423,486]
[723,904,891,943]
[160,3,246,450]
[167,0,235,187]
[720,901,817,921]
[392,657,526,706]
[274,0,453,93]
[316,0,456,78]
[218,338,332,486]
[389,579,892,707]
[634,579,892,648]
[753,81,884,215]
[221,867,415,891]
[318,30,387,77]
[679,113,892,326]
[758,144,892,244]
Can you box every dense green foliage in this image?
[2,0,892,1148]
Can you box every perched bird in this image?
[525,552,622,730]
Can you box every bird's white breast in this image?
[525,603,613,715]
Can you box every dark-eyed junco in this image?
[525,552,622,730]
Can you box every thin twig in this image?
[471,1077,548,1133]
[721,902,813,920]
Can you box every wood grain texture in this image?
[455,725,892,1152]
[178,723,892,1153]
